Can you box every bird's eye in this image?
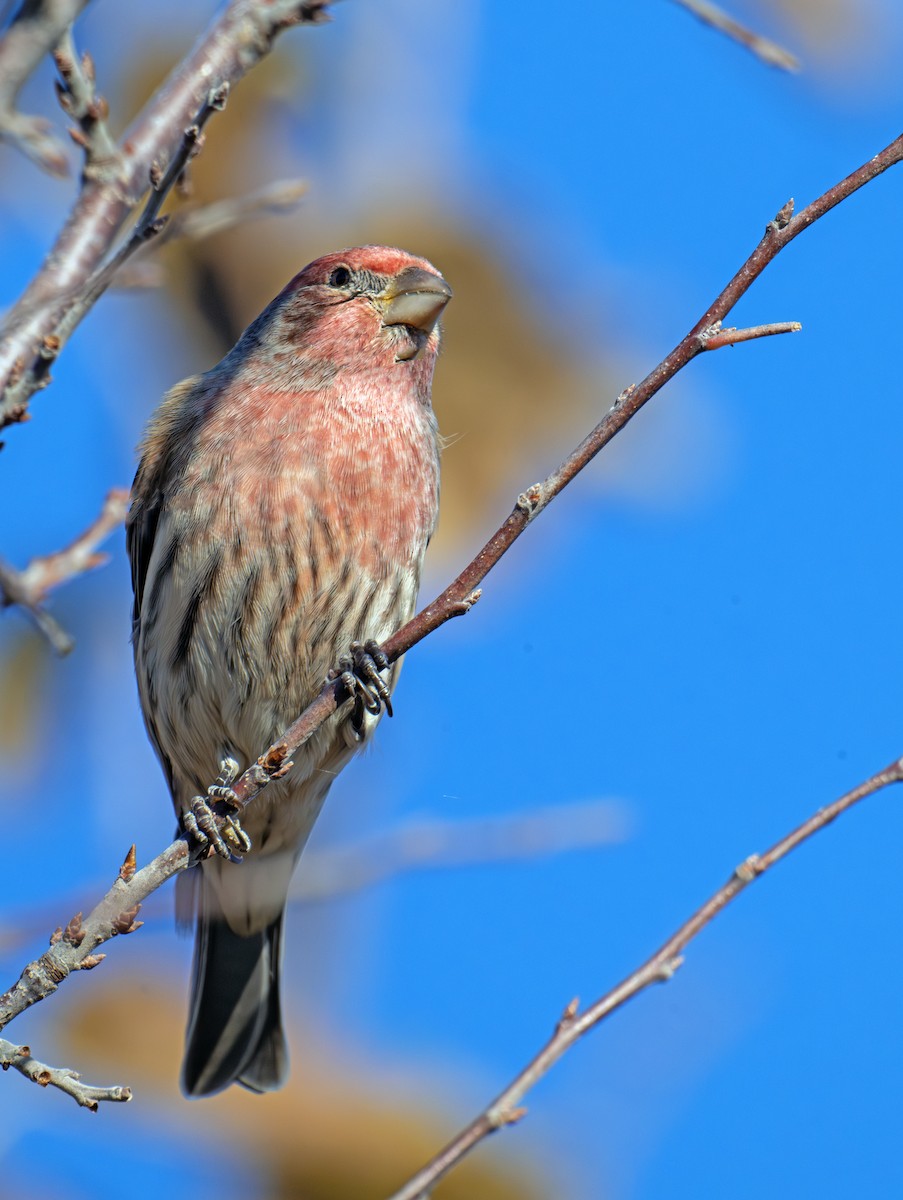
[328,266,352,288]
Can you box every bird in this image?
[126,245,451,1096]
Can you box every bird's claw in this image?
[331,639,393,734]
[183,757,251,862]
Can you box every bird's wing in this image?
[126,376,201,624]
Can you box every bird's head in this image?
[293,246,452,363]
[230,246,452,394]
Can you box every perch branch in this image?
[214,130,903,824]
[0,486,128,654]
[387,757,903,1199]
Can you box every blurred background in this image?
[1,0,903,1196]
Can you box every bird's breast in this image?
[137,378,439,795]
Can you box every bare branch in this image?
[0,486,128,654]
[54,81,235,340]
[0,0,92,176]
[0,560,72,653]
[0,0,332,430]
[0,1037,130,1109]
[670,0,800,71]
[104,180,309,292]
[164,178,309,244]
[388,758,903,1199]
[291,800,629,903]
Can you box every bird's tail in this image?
[181,897,288,1098]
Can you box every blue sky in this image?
[2,3,903,1198]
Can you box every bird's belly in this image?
[136,517,419,814]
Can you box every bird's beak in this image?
[378,267,453,334]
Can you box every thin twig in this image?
[291,800,630,903]
[670,0,800,71]
[0,0,331,430]
[0,559,73,653]
[163,178,309,244]
[387,758,903,1199]
[101,180,309,292]
[0,1036,130,1110]
[700,320,802,351]
[0,0,92,176]
[6,82,233,394]
[0,842,183,1032]
[57,82,233,337]
[52,27,121,183]
[0,487,128,654]
[0,845,157,1106]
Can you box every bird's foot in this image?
[183,757,252,862]
[330,639,393,736]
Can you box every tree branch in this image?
[93,179,310,292]
[670,0,800,71]
[0,0,92,176]
[0,0,331,431]
[163,178,309,245]
[0,486,128,654]
[46,79,234,352]
[387,757,903,1199]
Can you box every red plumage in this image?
[127,246,450,1095]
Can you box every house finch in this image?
[127,246,450,1096]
